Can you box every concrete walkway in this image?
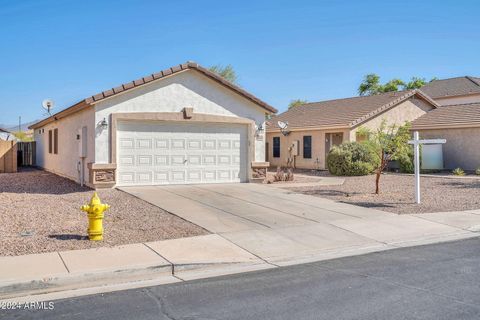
[2,183,480,300]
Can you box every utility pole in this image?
[18,116,21,132]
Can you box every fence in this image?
[0,141,17,173]
[17,141,36,166]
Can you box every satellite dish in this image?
[277,121,288,130]
[42,99,55,114]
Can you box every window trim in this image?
[273,136,280,158]
[303,135,312,159]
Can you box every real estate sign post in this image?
[408,131,446,204]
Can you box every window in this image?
[53,128,58,154]
[48,130,53,154]
[273,137,280,158]
[48,129,58,154]
[303,136,312,159]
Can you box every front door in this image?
[325,132,344,164]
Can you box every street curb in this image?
[0,260,275,300]
[0,262,172,300]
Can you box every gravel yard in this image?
[0,168,207,256]
[265,171,322,184]
[288,172,480,214]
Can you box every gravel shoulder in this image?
[287,172,480,214]
[0,168,208,256]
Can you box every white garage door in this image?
[116,121,248,186]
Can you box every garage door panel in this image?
[155,155,169,166]
[155,139,169,149]
[117,121,248,186]
[136,139,153,149]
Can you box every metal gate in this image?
[17,142,36,166]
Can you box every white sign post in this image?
[408,131,446,204]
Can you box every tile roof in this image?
[30,62,276,129]
[411,103,480,129]
[420,76,480,98]
[268,90,438,130]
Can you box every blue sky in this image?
[1,0,479,125]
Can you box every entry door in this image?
[325,132,344,159]
[116,121,248,186]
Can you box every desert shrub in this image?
[327,142,379,176]
[452,167,465,176]
[273,166,294,181]
[397,144,422,174]
[476,167,480,175]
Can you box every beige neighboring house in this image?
[29,62,277,188]
[412,76,480,170]
[266,90,439,169]
[420,76,480,106]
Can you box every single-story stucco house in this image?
[410,76,480,170]
[266,90,439,170]
[29,62,277,188]
[267,76,480,171]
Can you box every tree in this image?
[405,77,427,90]
[209,64,237,84]
[358,74,382,96]
[288,99,308,109]
[365,121,412,194]
[13,131,33,142]
[358,74,436,96]
[382,79,405,92]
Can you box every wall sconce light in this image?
[99,118,108,129]
[255,122,264,137]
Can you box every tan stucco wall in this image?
[417,128,480,170]
[33,107,95,183]
[434,93,480,106]
[267,129,350,170]
[349,98,434,140]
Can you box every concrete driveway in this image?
[121,183,478,265]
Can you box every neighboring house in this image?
[266,90,438,169]
[410,76,480,170]
[412,103,480,170]
[420,76,480,106]
[29,62,277,188]
[0,128,15,141]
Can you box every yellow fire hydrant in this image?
[81,192,110,241]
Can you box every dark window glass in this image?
[48,130,53,154]
[303,136,312,159]
[53,128,58,154]
[273,137,280,158]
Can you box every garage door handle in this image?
[184,159,188,164]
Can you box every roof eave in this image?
[29,62,277,129]
[411,123,480,130]
[349,90,439,128]
[29,100,91,129]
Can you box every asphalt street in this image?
[4,237,480,320]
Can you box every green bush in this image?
[327,142,379,176]
[476,167,480,175]
[398,147,414,173]
[452,167,465,176]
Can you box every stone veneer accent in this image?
[88,163,117,189]
[251,161,269,183]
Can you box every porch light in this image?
[99,118,108,129]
